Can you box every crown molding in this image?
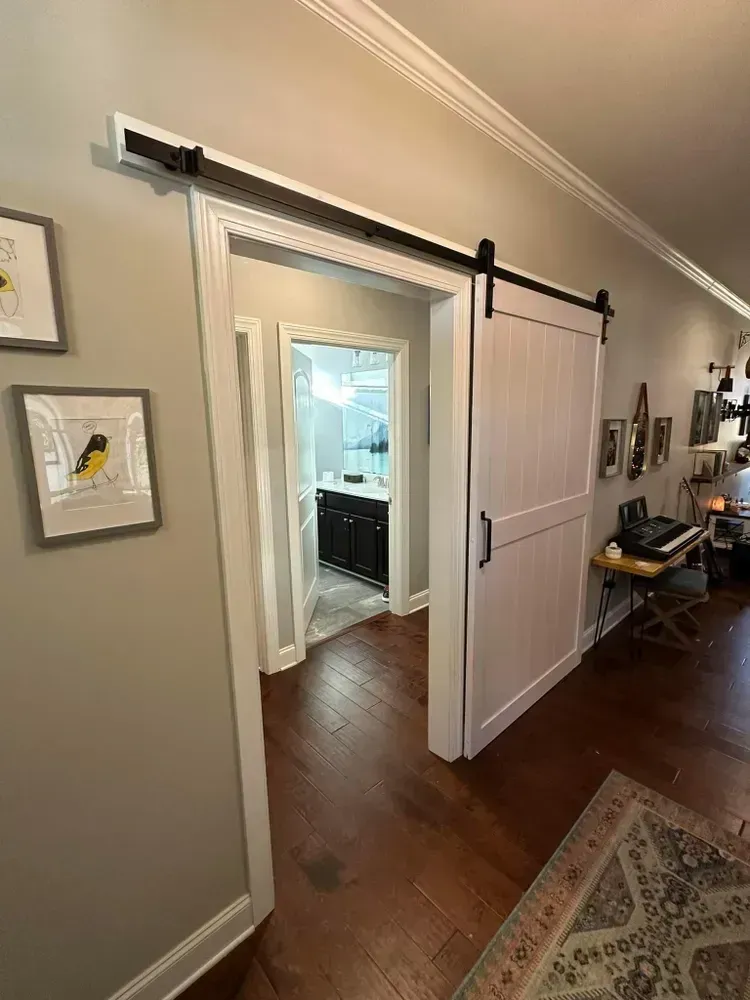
[295,0,750,320]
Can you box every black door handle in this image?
[479,511,492,567]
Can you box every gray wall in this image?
[231,254,430,649]
[0,0,743,997]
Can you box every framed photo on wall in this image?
[13,386,162,546]
[599,418,626,478]
[692,450,726,482]
[0,207,67,351]
[652,417,672,465]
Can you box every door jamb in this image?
[279,322,410,662]
[235,317,287,674]
[189,188,472,924]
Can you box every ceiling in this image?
[374,0,750,303]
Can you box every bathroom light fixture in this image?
[709,362,735,393]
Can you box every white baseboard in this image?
[275,643,299,672]
[581,594,642,653]
[107,896,254,1000]
[407,589,429,613]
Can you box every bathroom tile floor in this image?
[305,564,386,645]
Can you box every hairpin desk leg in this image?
[594,568,617,648]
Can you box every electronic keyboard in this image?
[614,516,704,561]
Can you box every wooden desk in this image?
[591,531,708,578]
[590,532,708,647]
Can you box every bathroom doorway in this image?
[232,244,428,675]
[289,341,394,646]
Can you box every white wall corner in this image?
[294,0,750,321]
[107,896,253,1000]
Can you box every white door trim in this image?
[189,192,275,926]
[291,3,750,321]
[235,317,287,674]
[278,323,410,653]
[190,194,472,800]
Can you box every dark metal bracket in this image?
[596,289,612,344]
[476,238,496,318]
[123,128,616,325]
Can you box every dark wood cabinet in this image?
[328,509,352,570]
[376,520,388,584]
[349,513,378,579]
[317,506,331,564]
[317,489,388,584]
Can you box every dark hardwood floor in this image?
[190,579,750,1000]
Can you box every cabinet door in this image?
[328,510,352,569]
[317,505,332,564]
[376,521,389,584]
[349,514,378,580]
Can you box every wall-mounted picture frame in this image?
[599,418,626,478]
[692,450,726,482]
[689,390,710,446]
[707,391,724,443]
[12,386,161,546]
[0,208,67,351]
[689,389,722,446]
[652,416,672,465]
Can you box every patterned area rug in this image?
[455,771,750,999]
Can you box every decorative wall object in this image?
[0,208,67,351]
[689,390,710,446]
[598,418,626,478]
[707,392,724,443]
[13,386,161,545]
[652,417,672,466]
[692,450,726,482]
[689,389,723,446]
[627,382,649,481]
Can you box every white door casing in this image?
[465,277,604,758]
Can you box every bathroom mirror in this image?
[627,382,649,480]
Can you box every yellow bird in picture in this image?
[67,433,114,484]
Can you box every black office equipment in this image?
[614,496,703,561]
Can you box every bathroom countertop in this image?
[316,480,390,502]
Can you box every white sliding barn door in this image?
[465,279,604,758]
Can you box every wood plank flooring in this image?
[187,581,750,1000]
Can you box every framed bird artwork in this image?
[12,385,162,545]
[0,207,67,351]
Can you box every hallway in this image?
[190,584,750,1000]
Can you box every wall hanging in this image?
[598,418,626,478]
[692,450,726,482]
[13,385,161,546]
[689,389,722,446]
[652,417,672,466]
[0,207,67,351]
[627,382,649,480]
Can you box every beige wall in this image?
[1,0,744,997]
[230,253,431,650]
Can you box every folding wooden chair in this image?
[640,566,709,651]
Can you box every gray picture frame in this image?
[0,206,68,352]
[599,418,626,478]
[652,416,672,465]
[12,385,162,546]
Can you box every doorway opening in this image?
[232,240,430,677]
[289,340,394,647]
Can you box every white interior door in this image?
[465,279,604,758]
[291,348,320,631]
